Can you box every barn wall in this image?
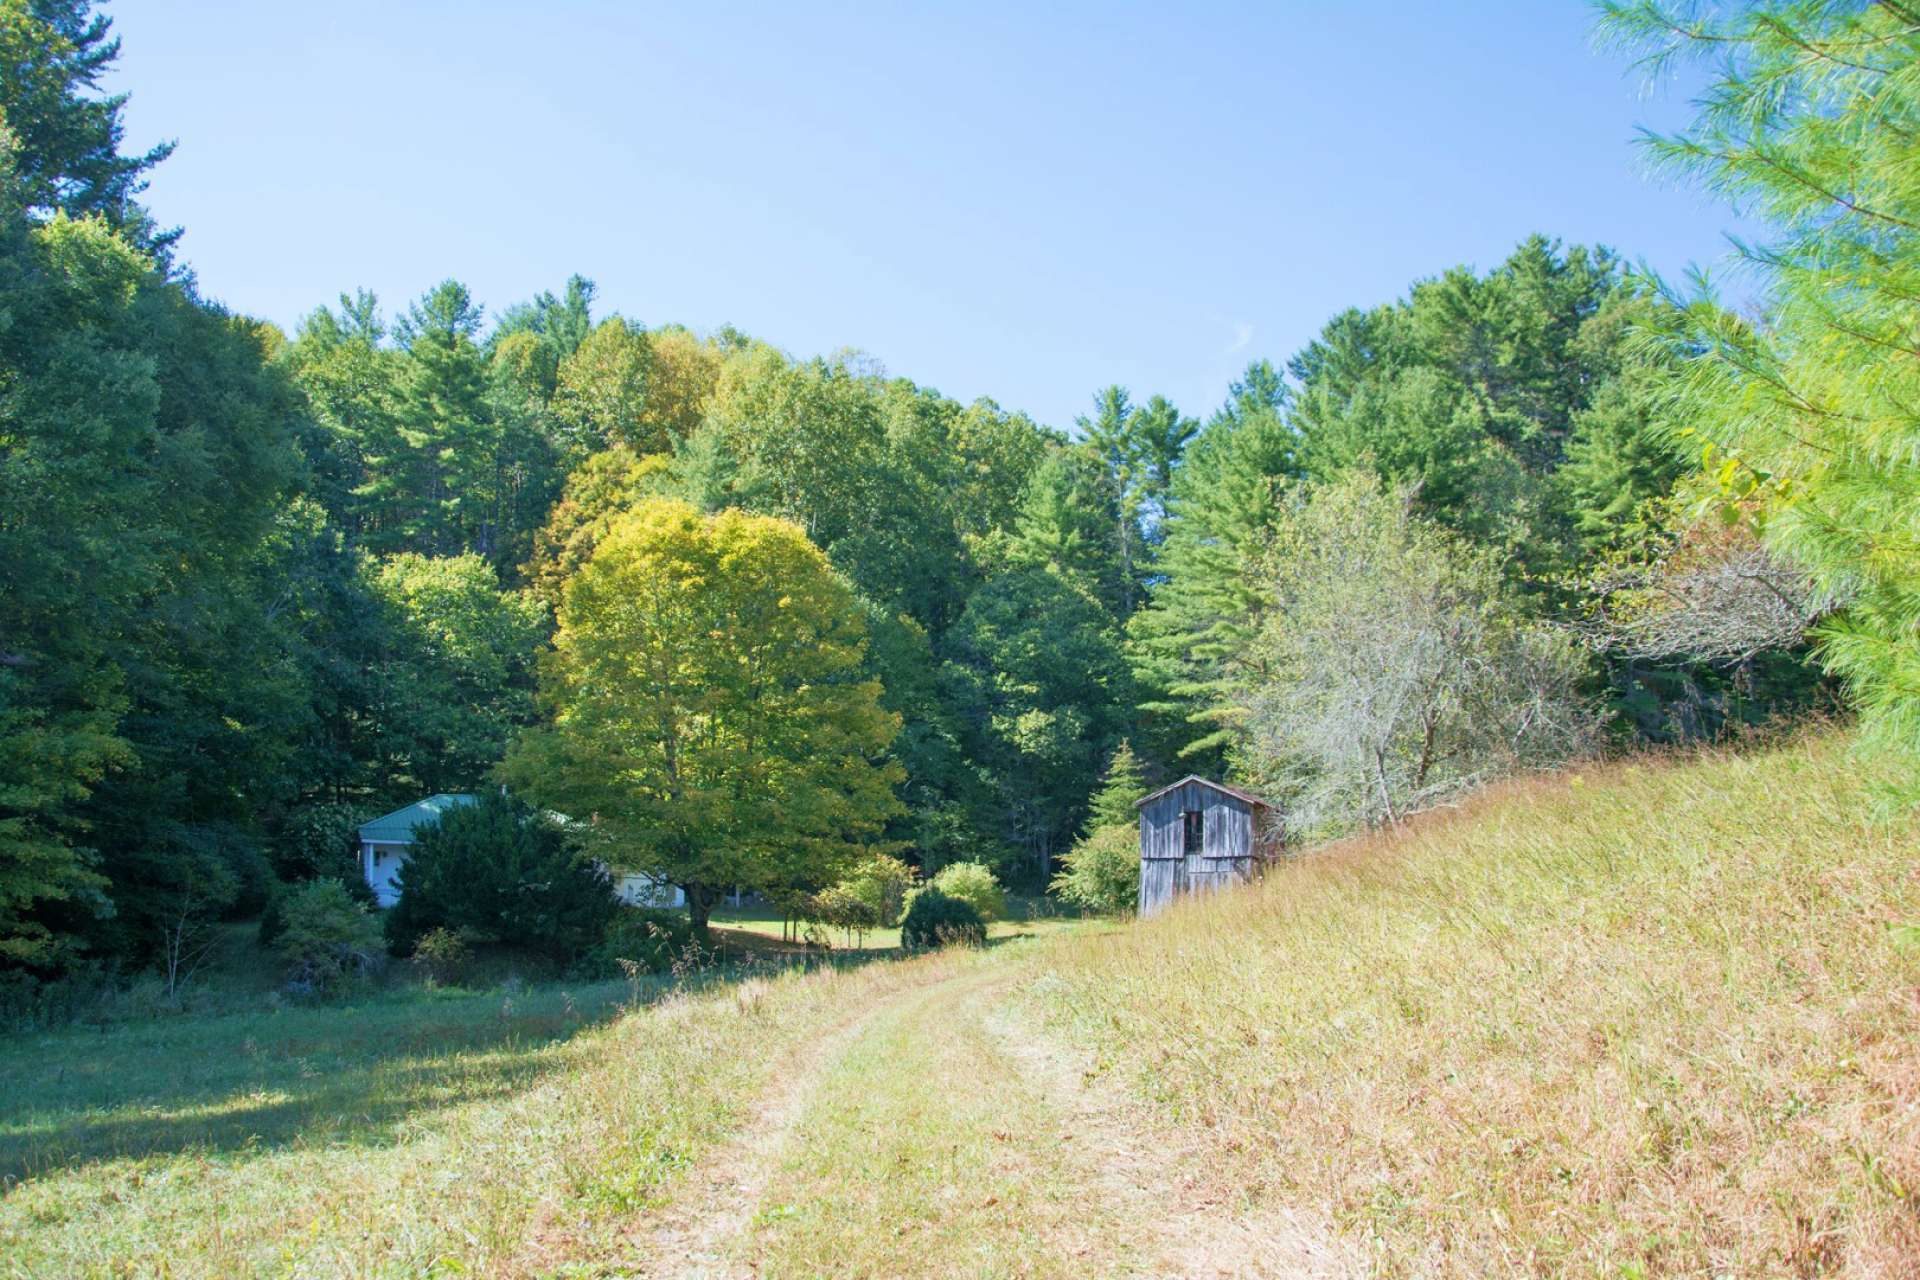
[1138,782,1261,916]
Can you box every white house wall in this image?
[363,841,410,907]
[615,873,685,909]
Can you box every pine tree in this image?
[1083,741,1147,836]
[1127,394,1199,515]
[1600,2,1920,773]
[1129,375,1300,766]
[0,0,175,248]
[1003,449,1122,607]
[1076,386,1145,617]
[390,281,496,555]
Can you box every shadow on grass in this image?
[0,927,1012,1188]
[0,986,636,1187]
[0,949,861,1188]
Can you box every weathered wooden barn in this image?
[1136,776,1281,916]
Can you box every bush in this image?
[840,853,918,926]
[1049,824,1139,915]
[576,907,696,978]
[384,791,616,963]
[929,861,1004,923]
[806,884,882,946]
[274,879,384,996]
[409,926,473,985]
[899,887,985,951]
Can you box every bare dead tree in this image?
[1585,522,1835,662]
[1238,474,1596,839]
[158,902,218,1005]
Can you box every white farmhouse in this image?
[356,794,685,909]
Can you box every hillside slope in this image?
[1037,732,1920,1275]
[4,733,1914,1277]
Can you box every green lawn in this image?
[0,929,965,1277]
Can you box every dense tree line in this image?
[4,0,1887,976]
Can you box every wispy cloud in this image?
[1226,321,1254,355]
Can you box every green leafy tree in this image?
[1049,825,1138,915]
[504,499,903,936]
[553,316,655,455]
[701,344,885,548]
[0,86,307,966]
[272,800,364,884]
[837,852,918,927]
[364,552,548,796]
[859,605,1001,876]
[1050,741,1147,915]
[940,567,1132,875]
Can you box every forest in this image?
[3,0,1909,984]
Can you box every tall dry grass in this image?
[1036,733,1920,1275]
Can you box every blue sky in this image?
[110,2,1733,432]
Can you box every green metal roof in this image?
[357,793,475,844]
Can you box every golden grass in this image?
[1035,732,1920,1276]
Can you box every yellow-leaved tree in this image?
[504,499,902,937]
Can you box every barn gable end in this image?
[1136,776,1278,916]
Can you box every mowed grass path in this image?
[737,968,1154,1278]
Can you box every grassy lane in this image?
[714,940,1347,1280]
[739,956,1148,1278]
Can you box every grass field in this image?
[0,941,977,1277]
[3,731,1915,1276]
[709,896,1081,954]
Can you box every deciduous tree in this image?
[504,500,902,936]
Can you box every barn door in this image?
[1179,808,1203,896]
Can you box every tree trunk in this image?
[685,884,718,940]
[1373,745,1400,828]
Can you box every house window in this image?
[1183,809,1204,856]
